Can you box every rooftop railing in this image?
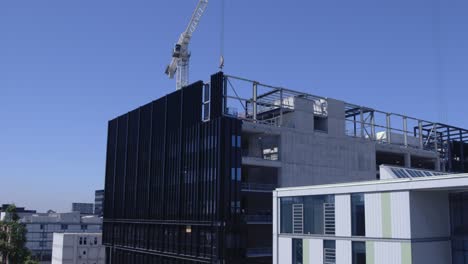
[221,73,468,172]
[222,74,327,126]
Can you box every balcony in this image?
[244,211,272,224]
[241,183,276,193]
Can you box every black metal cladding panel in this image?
[183,81,203,128]
[219,117,244,262]
[149,97,167,220]
[124,109,139,219]
[103,119,117,245]
[103,119,117,219]
[114,115,128,219]
[136,103,152,219]
[103,76,245,263]
[210,71,224,119]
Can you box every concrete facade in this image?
[52,233,105,264]
[272,173,468,264]
[241,95,441,191]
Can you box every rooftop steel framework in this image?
[220,73,468,172]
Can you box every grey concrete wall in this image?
[280,97,315,131]
[411,241,451,264]
[326,98,346,138]
[277,97,376,187]
[409,191,451,239]
[279,128,376,187]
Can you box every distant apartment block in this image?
[71,203,94,215]
[94,190,104,216]
[52,233,105,264]
[21,211,102,263]
[273,167,468,264]
[102,72,468,263]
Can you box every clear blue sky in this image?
[1,0,467,212]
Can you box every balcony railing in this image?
[244,214,272,223]
[242,148,280,161]
[246,247,272,257]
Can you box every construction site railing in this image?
[222,74,328,127]
[222,73,468,172]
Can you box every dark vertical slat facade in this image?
[103,72,244,263]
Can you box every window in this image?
[352,241,366,264]
[292,239,303,264]
[84,237,87,245]
[280,195,335,235]
[323,240,336,264]
[79,237,83,245]
[61,224,68,230]
[94,237,98,245]
[231,167,241,181]
[40,224,45,230]
[450,192,468,263]
[202,83,210,121]
[314,116,328,132]
[81,224,87,230]
[351,194,366,236]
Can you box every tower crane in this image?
[165,0,209,90]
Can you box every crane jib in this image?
[189,7,207,34]
[167,0,208,90]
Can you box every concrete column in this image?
[435,158,442,172]
[327,99,346,137]
[290,97,315,132]
[247,134,263,158]
[404,153,411,168]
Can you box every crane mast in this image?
[165,0,209,90]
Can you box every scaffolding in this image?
[220,73,468,172]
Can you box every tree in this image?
[0,205,38,264]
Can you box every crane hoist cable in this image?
[219,0,225,70]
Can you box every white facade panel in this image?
[365,193,382,238]
[52,233,105,264]
[390,192,411,239]
[336,240,351,264]
[307,238,323,264]
[374,241,401,264]
[278,237,292,264]
[335,194,351,237]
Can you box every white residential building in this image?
[52,233,105,264]
[21,212,102,264]
[273,167,468,264]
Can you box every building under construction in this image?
[102,72,468,264]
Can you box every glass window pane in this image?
[324,240,336,264]
[280,198,293,233]
[351,194,366,236]
[352,241,366,264]
[292,239,303,264]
